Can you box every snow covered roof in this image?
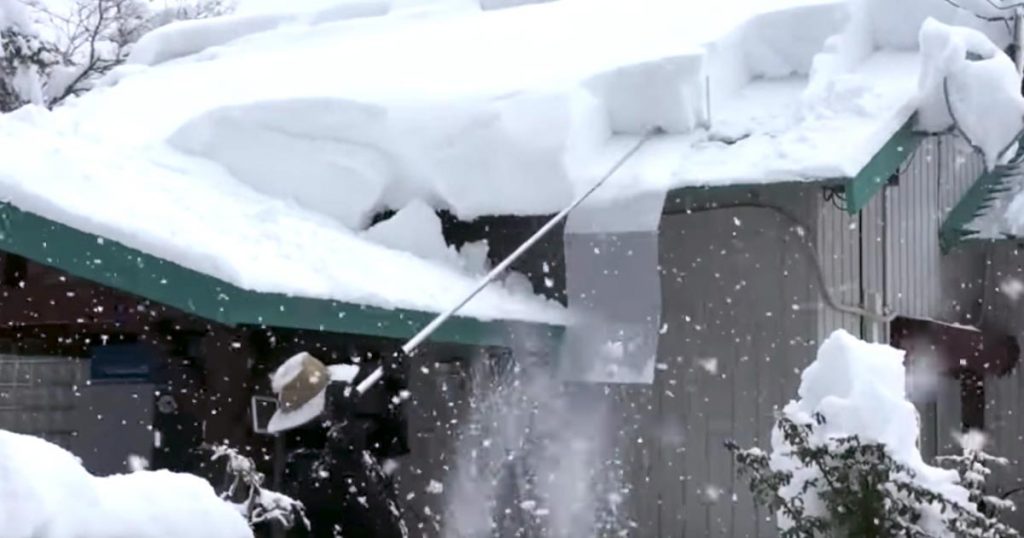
[0,0,997,330]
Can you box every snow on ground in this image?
[0,429,252,538]
[770,330,972,534]
[0,0,1010,322]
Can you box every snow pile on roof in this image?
[0,0,1007,322]
[770,330,970,534]
[0,429,253,538]
[916,18,1024,168]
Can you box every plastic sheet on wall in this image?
[559,192,664,384]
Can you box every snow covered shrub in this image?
[728,415,1016,537]
[936,430,1018,525]
[8,0,235,108]
[0,1,57,112]
[726,330,1015,538]
[210,444,309,531]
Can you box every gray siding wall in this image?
[980,243,1024,531]
[0,355,88,450]
[816,195,863,341]
[622,187,822,537]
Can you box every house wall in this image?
[585,133,988,537]
[978,242,1024,530]
[559,185,820,537]
[813,135,982,343]
[0,354,88,450]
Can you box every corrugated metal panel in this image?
[938,135,985,220]
[816,199,862,342]
[860,187,888,342]
[880,134,986,323]
[886,137,942,319]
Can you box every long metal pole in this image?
[355,128,659,395]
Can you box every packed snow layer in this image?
[770,330,971,534]
[0,429,253,538]
[0,107,564,324]
[44,0,900,218]
[916,18,1024,168]
[0,0,991,322]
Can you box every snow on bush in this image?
[0,0,57,112]
[916,17,1024,168]
[0,429,253,538]
[728,330,1012,537]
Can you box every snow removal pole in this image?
[355,128,661,396]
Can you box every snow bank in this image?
[770,330,970,534]
[916,18,1024,168]
[0,429,252,538]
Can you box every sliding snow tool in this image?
[356,128,661,395]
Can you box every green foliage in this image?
[726,414,1018,538]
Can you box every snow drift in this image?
[0,429,252,538]
[770,330,971,534]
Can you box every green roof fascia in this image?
[662,179,840,214]
[842,117,924,214]
[938,167,1006,253]
[939,133,1024,253]
[660,118,921,215]
[0,202,563,348]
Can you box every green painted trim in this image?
[0,203,563,347]
[939,135,1024,253]
[661,118,921,216]
[938,169,1006,253]
[844,118,924,214]
[662,179,844,215]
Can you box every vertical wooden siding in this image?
[650,203,819,537]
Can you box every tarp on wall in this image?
[559,192,664,384]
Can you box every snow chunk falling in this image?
[364,200,459,265]
[999,277,1024,302]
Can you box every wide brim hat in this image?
[267,352,359,434]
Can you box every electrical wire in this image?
[943,77,1024,163]
[663,202,897,322]
[942,0,1016,21]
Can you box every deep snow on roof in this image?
[0,0,947,322]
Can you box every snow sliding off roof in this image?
[0,0,991,322]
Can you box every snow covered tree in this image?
[726,330,1019,538]
[728,414,1018,538]
[936,430,1018,526]
[24,0,233,106]
[0,0,57,112]
[3,0,238,111]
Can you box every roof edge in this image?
[0,203,562,347]
[844,116,924,214]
